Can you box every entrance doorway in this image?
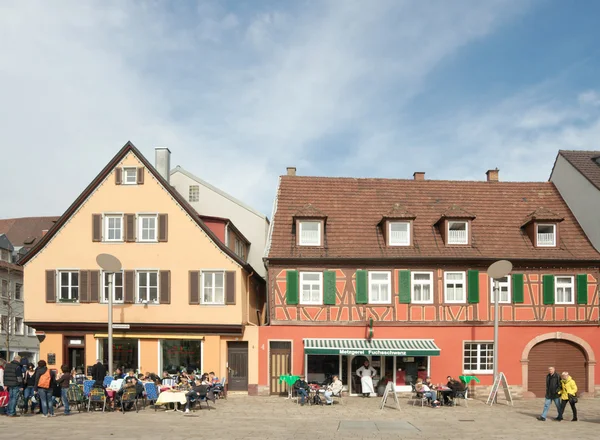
[269,341,291,395]
[227,342,248,391]
[63,336,85,371]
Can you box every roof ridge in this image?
[281,175,554,184]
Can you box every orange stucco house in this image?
[19,142,265,394]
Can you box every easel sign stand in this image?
[380,382,401,411]
[486,372,513,406]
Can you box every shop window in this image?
[395,356,428,387]
[99,338,139,371]
[306,354,339,384]
[161,339,202,375]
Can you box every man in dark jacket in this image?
[537,366,561,421]
[91,359,107,383]
[4,355,24,417]
[293,375,310,406]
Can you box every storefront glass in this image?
[161,340,202,374]
[395,356,428,386]
[99,338,139,371]
[306,354,339,384]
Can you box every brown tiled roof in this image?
[381,203,416,220]
[0,216,59,247]
[559,150,600,191]
[293,204,327,219]
[521,207,564,227]
[267,176,600,261]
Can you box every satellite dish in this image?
[96,253,122,272]
[487,260,513,279]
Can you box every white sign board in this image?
[112,324,130,330]
[486,372,513,406]
[380,382,401,411]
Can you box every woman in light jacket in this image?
[557,371,577,422]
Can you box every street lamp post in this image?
[96,254,122,377]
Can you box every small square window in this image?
[536,224,556,247]
[123,167,137,184]
[138,215,158,242]
[389,222,410,246]
[189,185,200,202]
[300,272,323,305]
[299,221,321,246]
[104,215,123,242]
[448,221,468,244]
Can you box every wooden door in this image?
[269,342,291,395]
[227,342,248,391]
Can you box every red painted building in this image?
[259,168,600,398]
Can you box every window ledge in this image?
[444,300,466,304]
[200,303,227,307]
[412,301,434,305]
[300,302,323,306]
[368,301,393,305]
[58,299,79,304]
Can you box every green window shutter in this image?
[577,274,588,305]
[323,271,337,305]
[542,275,555,305]
[399,270,411,304]
[286,270,299,305]
[467,270,479,304]
[512,274,524,304]
[355,270,368,304]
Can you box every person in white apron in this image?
[356,360,376,397]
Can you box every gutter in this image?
[246,271,257,326]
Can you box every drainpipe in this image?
[246,271,257,326]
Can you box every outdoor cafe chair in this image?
[87,388,106,412]
[67,383,87,412]
[83,380,95,397]
[144,382,159,411]
[410,383,428,407]
[103,376,114,388]
[453,387,468,407]
[120,388,139,413]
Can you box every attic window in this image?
[298,221,321,246]
[448,221,468,244]
[123,167,137,184]
[536,224,556,247]
[388,222,410,246]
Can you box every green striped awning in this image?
[303,338,440,356]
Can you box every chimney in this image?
[286,167,297,176]
[155,148,171,183]
[413,172,425,181]
[486,168,499,182]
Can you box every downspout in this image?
[246,271,257,326]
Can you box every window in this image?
[59,271,79,302]
[412,272,433,304]
[234,237,245,260]
[123,167,137,184]
[102,272,124,303]
[300,272,323,305]
[0,315,8,334]
[555,276,574,304]
[14,317,24,335]
[388,222,410,246]
[137,271,159,304]
[463,342,494,374]
[99,338,139,370]
[0,249,9,262]
[1,279,7,298]
[299,221,321,246]
[448,221,468,244]
[138,215,157,242]
[15,283,22,300]
[161,339,202,375]
[202,271,225,304]
[27,325,36,336]
[537,224,556,247]
[368,271,391,304]
[490,276,511,303]
[444,271,466,303]
[104,215,123,241]
[189,185,200,202]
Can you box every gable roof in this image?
[0,216,58,247]
[18,142,263,280]
[0,234,14,252]
[558,150,600,191]
[521,207,564,227]
[267,176,600,262]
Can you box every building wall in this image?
[551,155,600,252]
[170,169,268,277]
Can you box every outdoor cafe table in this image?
[155,390,188,412]
[278,375,300,399]
[435,386,452,404]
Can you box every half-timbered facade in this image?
[260,168,600,398]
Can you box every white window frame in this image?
[27,325,36,337]
[137,214,158,243]
[298,221,321,246]
[411,271,434,304]
[122,167,137,185]
[555,276,574,305]
[299,272,323,305]
[368,271,392,304]
[14,283,22,301]
[58,270,79,302]
[0,279,7,298]
[388,221,410,246]
[536,223,556,247]
[490,276,511,304]
[234,237,245,259]
[136,270,160,304]
[444,271,466,303]
[201,271,225,305]
[101,271,124,304]
[104,214,124,242]
[14,317,24,335]
[447,220,468,245]
[463,341,494,374]
[189,185,200,202]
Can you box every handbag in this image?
[568,394,578,404]
[0,390,9,408]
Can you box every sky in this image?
[1,0,600,219]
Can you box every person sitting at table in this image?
[74,368,87,385]
[114,368,125,380]
[424,376,435,390]
[324,375,343,405]
[183,379,209,413]
[442,376,464,405]
[415,378,440,407]
[293,375,310,406]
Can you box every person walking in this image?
[556,371,578,422]
[34,360,56,417]
[537,366,561,421]
[56,365,72,415]
[3,355,24,417]
[23,363,37,414]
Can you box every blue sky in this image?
[1,0,600,218]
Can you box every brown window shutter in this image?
[158,214,168,242]
[137,167,144,184]
[124,270,135,303]
[79,271,89,303]
[115,168,122,185]
[189,271,200,305]
[125,214,136,242]
[160,270,171,304]
[45,270,56,303]
[225,271,236,305]
[90,270,100,302]
[92,214,102,242]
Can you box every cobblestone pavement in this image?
[1,395,598,439]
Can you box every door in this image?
[227,342,248,391]
[63,336,85,371]
[269,341,291,395]
[350,355,369,395]
[528,340,587,397]
[69,348,85,372]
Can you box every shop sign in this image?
[338,349,408,356]
[69,339,83,345]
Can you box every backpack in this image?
[312,391,323,406]
[38,370,51,389]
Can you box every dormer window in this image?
[448,221,468,244]
[299,221,321,246]
[536,224,556,247]
[388,221,410,246]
